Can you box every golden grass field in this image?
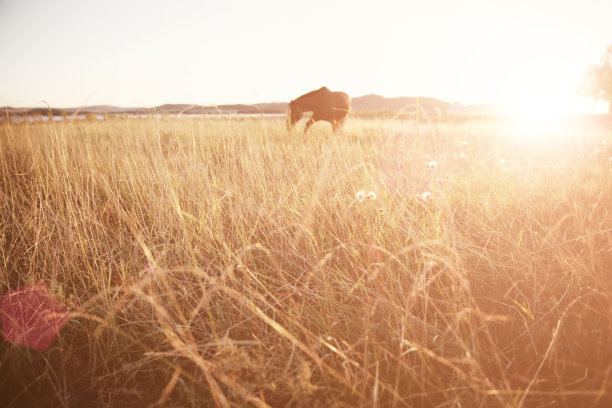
[1,115,612,407]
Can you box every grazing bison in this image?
[287,87,351,133]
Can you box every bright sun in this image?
[503,92,574,144]
[489,60,591,142]
[498,63,579,116]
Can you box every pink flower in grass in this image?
[1,282,68,351]
[369,246,383,263]
[343,239,383,264]
[274,290,292,300]
[144,262,155,275]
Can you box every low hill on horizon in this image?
[1,94,454,117]
[351,94,450,112]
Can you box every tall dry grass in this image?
[1,115,611,407]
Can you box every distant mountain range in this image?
[1,94,458,117]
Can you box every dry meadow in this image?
[1,115,612,407]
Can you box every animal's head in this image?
[287,100,302,129]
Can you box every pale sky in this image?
[1,0,611,112]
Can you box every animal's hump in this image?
[299,87,330,99]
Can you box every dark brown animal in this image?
[287,87,351,133]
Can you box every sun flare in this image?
[497,60,581,116]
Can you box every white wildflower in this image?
[356,190,366,203]
[425,161,438,170]
[367,191,377,201]
[421,191,432,201]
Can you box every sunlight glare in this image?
[493,59,587,144]
[508,112,567,146]
[499,60,579,116]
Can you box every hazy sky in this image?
[1,0,611,111]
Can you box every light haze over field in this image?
[1,0,611,113]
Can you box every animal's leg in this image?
[304,118,315,134]
[333,119,346,132]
